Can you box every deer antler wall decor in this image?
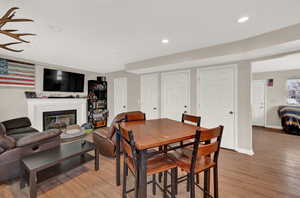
[0,7,35,52]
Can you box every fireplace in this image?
[43,110,77,130]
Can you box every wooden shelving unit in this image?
[87,78,108,128]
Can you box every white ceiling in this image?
[1,0,300,73]
[252,53,300,73]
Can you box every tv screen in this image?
[43,69,85,92]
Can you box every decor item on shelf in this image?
[0,58,35,88]
[88,78,108,129]
[0,7,35,52]
[24,91,37,98]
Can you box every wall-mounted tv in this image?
[43,68,85,92]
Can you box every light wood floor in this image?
[1,127,300,198]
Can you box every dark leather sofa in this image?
[0,117,61,181]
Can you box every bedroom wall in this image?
[252,69,300,128]
[0,55,102,122]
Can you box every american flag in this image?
[0,58,35,88]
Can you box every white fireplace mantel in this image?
[27,98,87,131]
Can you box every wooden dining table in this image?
[116,118,204,198]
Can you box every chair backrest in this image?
[190,126,224,173]
[119,125,138,171]
[125,111,146,122]
[107,111,146,139]
[181,113,201,127]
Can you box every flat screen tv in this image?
[43,68,85,92]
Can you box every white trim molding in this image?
[236,148,255,156]
[265,125,283,130]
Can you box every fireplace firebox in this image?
[43,110,77,130]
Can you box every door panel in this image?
[161,70,190,121]
[198,66,235,149]
[252,80,265,126]
[114,77,127,116]
[141,73,159,119]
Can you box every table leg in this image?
[116,130,121,186]
[95,148,100,171]
[138,149,147,198]
[29,171,37,198]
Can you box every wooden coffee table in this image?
[20,140,99,198]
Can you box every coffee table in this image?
[20,140,99,198]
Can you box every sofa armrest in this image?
[0,146,4,154]
[0,136,16,150]
[0,123,6,136]
[16,129,61,147]
[2,117,32,131]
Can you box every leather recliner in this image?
[93,111,146,158]
[0,117,62,181]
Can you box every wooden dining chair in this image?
[119,125,177,198]
[170,126,224,198]
[181,113,201,127]
[163,113,201,185]
[124,111,146,122]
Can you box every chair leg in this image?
[152,174,156,195]
[214,165,219,198]
[122,160,127,198]
[190,172,195,198]
[163,171,168,198]
[171,168,176,198]
[134,171,139,198]
[186,173,191,192]
[175,168,178,195]
[196,173,200,184]
[204,169,211,198]
[158,146,163,182]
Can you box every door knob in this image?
[123,105,126,108]
[184,105,187,108]
[229,111,234,114]
[153,107,157,110]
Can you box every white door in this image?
[252,80,265,126]
[141,73,159,119]
[198,66,236,150]
[161,70,190,121]
[114,77,127,116]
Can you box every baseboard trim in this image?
[265,125,283,130]
[236,148,254,156]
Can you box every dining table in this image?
[116,118,205,198]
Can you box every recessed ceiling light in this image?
[161,39,169,44]
[237,16,249,23]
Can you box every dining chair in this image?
[181,113,201,184]
[170,126,224,198]
[162,113,201,185]
[181,113,201,127]
[124,111,146,122]
[119,125,177,198]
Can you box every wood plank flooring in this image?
[1,127,300,198]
